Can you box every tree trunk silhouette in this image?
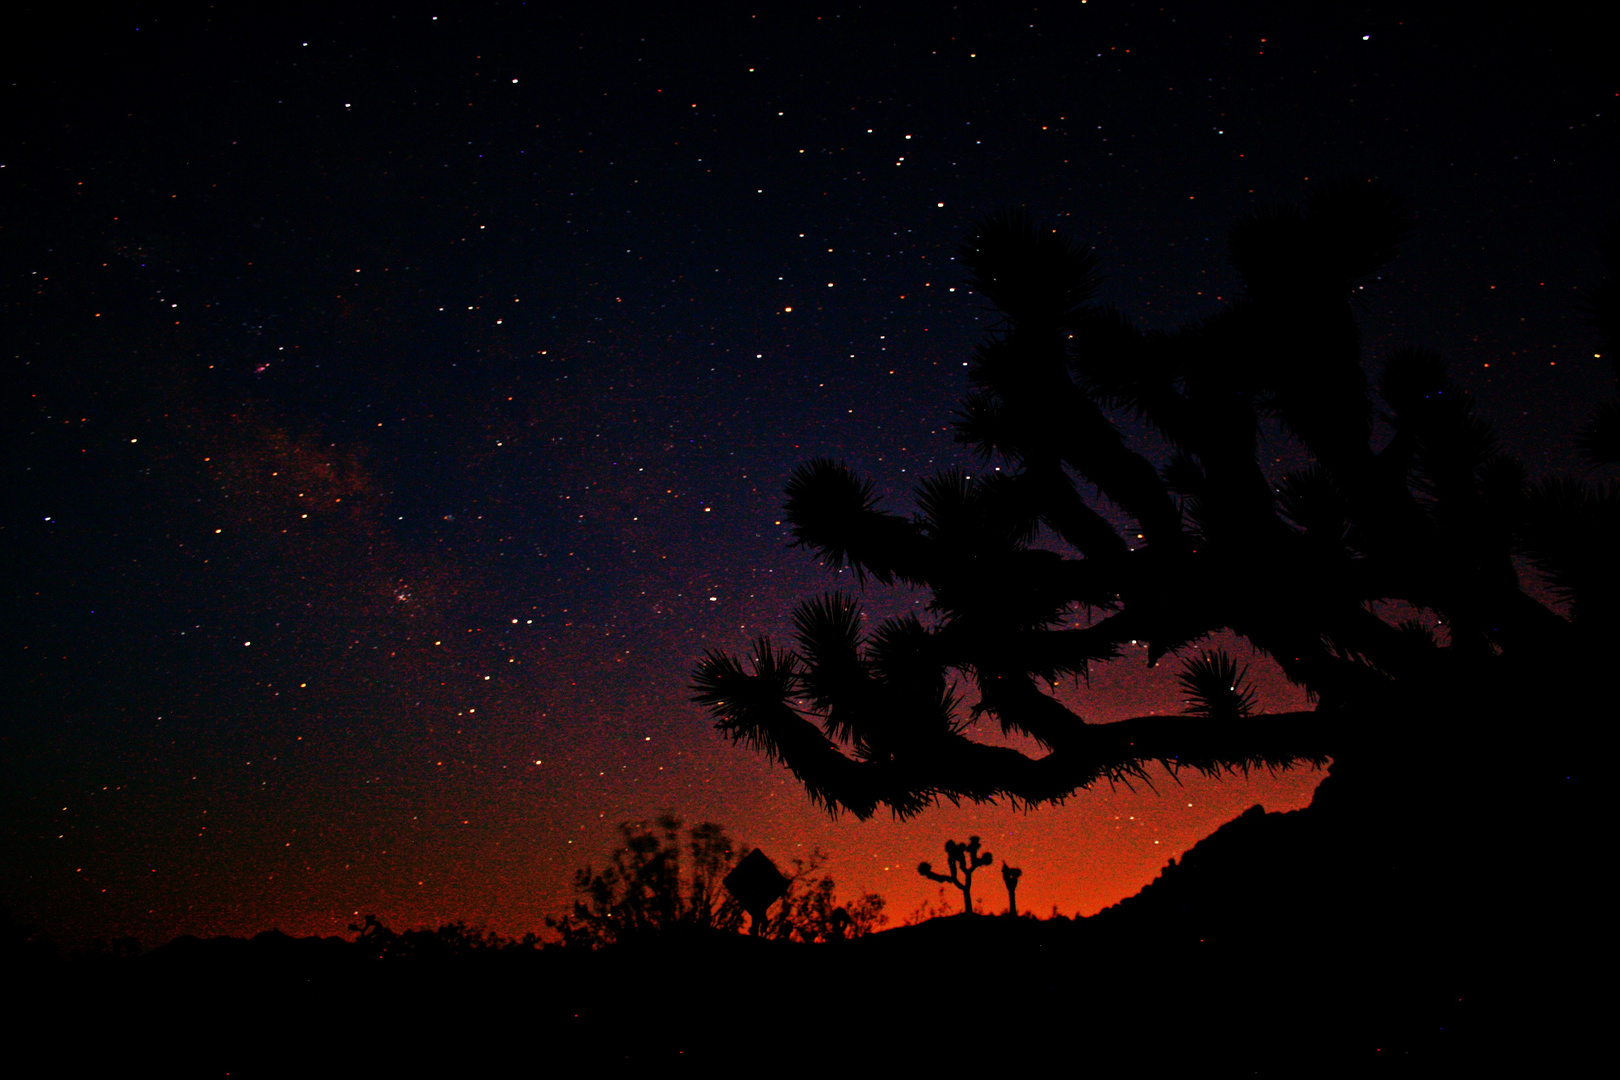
[693,183,1607,823]
[691,185,1608,985]
[1001,863,1021,917]
[918,836,992,915]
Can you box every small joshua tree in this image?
[918,836,993,915]
[1001,862,1023,917]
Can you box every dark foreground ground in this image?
[8,783,1591,1078]
[5,907,1577,1078]
[10,737,1597,1077]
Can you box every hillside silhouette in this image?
[13,186,1605,1074]
[683,185,1606,1070]
[12,778,1590,1077]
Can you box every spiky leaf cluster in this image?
[692,182,1614,820]
[1177,650,1260,722]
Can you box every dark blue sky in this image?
[4,2,1613,944]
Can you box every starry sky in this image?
[4,3,1614,946]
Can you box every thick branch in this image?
[696,651,1331,819]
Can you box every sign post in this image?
[723,849,790,937]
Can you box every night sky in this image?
[5,3,1613,947]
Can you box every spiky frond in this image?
[1519,478,1620,627]
[691,640,882,816]
[865,614,932,682]
[1394,619,1440,651]
[784,458,923,585]
[692,192,1608,821]
[914,470,975,538]
[792,593,864,669]
[1277,465,1350,544]
[690,638,802,734]
[791,593,868,733]
[1230,179,1411,300]
[914,469,1041,553]
[1070,307,1184,426]
[960,209,1101,325]
[1177,649,1260,722]
[952,389,1017,463]
[1379,347,1500,502]
[1161,450,1207,500]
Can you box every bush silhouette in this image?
[546,814,745,948]
[757,849,887,942]
[547,814,886,947]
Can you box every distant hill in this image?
[13,760,1592,1076]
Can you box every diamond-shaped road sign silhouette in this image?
[723,849,789,936]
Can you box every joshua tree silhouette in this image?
[918,836,993,915]
[1001,862,1022,917]
[691,182,1613,829]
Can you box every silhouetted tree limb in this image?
[692,181,1612,820]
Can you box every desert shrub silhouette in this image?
[547,813,885,947]
[546,814,745,948]
[348,914,527,960]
